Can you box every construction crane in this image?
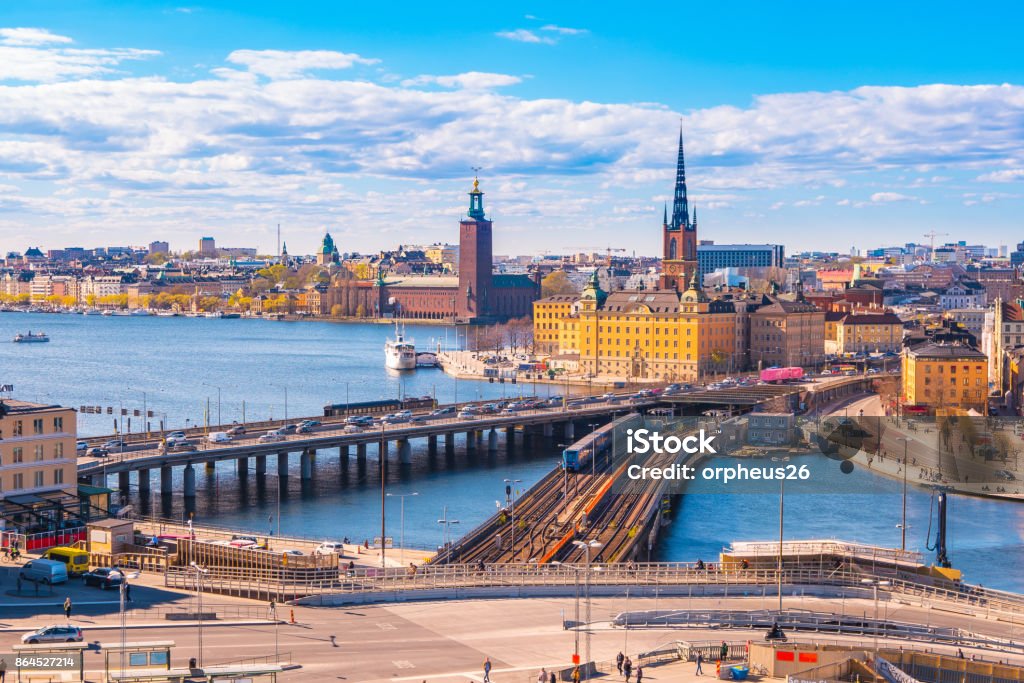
[923,230,950,262]
[563,245,627,267]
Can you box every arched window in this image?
[668,239,677,260]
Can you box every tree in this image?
[330,304,344,317]
[144,252,169,265]
[541,271,579,298]
[355,304,367,318]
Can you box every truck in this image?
[759,366,805,383]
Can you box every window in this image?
[13,420,22,436]
[14,473,24,490]
[54,442,64,459]
[12,447,23,463]
[54,469,64,485]
[33,418,44,434]
[34,471,44,488]
[34,445,44,461]
[53,416,64,432]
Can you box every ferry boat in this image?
[13,331,49,343]
[385,324,416,370]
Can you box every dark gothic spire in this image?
[663,202,668,226]
[670,126,690,231]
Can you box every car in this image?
[86,447,109,458]
[103,439,125,451]
[167,431,186,439]
[207,431,233,444]
[315,541,345,556]
[410,415,431,423]
[430,407,455,417]
[301,420,321,427]
[457,410,478,420]
[259,431,285,443]
[383,414,409,424]
[21,625,83,644]
[344,416,363,425]
[227,425,246,435]
[296,424,313,433]
[395,410,412,418]
[600,392,617,401]
[343,424,363,434]
[279,549,305,556]
[82,567,124,589]
[279,424,297,434]
[76,440,88,452]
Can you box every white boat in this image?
[205,311,222,319]
[14,331,49,343]
[157,311,179,317]
[416,352,439,367]
[84,309,102,316]
[130,309,152,316]
[101,310,113,316]
[385,324,416,370]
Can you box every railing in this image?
[3,527,86,552]
[116,602,271,621]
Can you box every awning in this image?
[78,484,116,496]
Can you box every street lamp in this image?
[118,568,141,678]
[386,491,418,565]
[771,455,790,611]
[571,539,603,680]
[504,479,522,562]
[189,562,209,667]
[202,383,222,427]
[896,437,911,551]
[437,506,460,563]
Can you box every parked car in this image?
[259,431,285,443]
[76,440,89,452]
[86,447,109,458]
[314,541,345,556]
[82,567,124,589]
[20,559,68,585]
[21,625,83,644]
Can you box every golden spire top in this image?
[473,177,480,192]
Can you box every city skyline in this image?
[0,2,1022,256]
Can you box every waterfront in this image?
[4,312,1023,593]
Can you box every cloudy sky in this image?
[0,1,1021,257]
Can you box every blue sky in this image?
[0,1,1022,256]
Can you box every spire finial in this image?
[670,126,690,231]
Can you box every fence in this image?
[2,527,86,552]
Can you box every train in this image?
[562,412,644,472]
[322,396,436,418]
[759,366,804,383]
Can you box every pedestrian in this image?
[572,666,581,683]
[1,655,7,682]
[63,597,72,620]
[617,651,625,674]
[720,640,729,661]
[624,656,633,681]
[550,672,557,683]
[268,599,276,619]
[957,649,965,659]
[538,668,548,683]
[696,651,704,675]
[125,583,132,603]
[483,656,492,683]
[636,664,643,682]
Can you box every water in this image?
[3,312,1022,591]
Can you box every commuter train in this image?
[562,412,643,472]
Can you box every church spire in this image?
[670,126,690,231]
[663,202,668,226]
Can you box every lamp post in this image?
[437,506,459,563]
[771,455,790,611]
[189,562,209,667]
[386,491,418,565]
[896,437,911,551]
[118,568,141,678]
[504,478,522,561]
[380,421,387,568]
[202,383,222,426]
[571,539,603,680]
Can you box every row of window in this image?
[923,377,983,387]
[0,442,65,465]
[921,389,985,400]
[0,468,64,492]
[3,416,65,438]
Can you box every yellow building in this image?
[836,312,904,354]
[534,273,737,382]
[0,399,79,530]
[902,342,988,415]
[532,295,577,355]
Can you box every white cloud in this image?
[0,27,72,46]
[541,24,588,35]
[976,168,1024,182]
[402,71,522,90]
[0,46,158,82]
[496,29,556,45]
[870,192,917,203]
[225,49,379,79]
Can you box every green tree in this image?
[541,271,579,298]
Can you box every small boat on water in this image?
[14,331,49,343]
[130,309,152,316]
[385,323,416,370]
[100,310,113,316]
[204,311,222,319]
[221,312,241,319]
[84,309,102,315]
[156,311,179,317]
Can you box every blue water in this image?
[2,312,1022,591]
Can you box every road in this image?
[1,591,1021,682]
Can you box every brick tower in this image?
[659,129,698,290]
[457,176,493,321]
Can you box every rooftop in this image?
[906,342,987,360]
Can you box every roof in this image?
[535,295,577,304]
[600,290,681,314]
[492,273,537,288]
[0,399,67,415]
[383,276,459,289]
[1002,300,1024,322]
[754,296,820,315]
[906,342,987,360]
[840,313,903,326]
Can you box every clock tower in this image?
[659,129,698,291]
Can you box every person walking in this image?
[617,651,625,674]
[549,671,556,683]
[125,583,132,604]
[623,657,633,681]
[537,668,548,683]
[696,651,704,676]
[63,597,72,620]
[720,641,729,661]
[1,654,7,682]
[636,664,644,682]
[483,656,492,683]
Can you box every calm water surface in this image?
[2,312,1021,591]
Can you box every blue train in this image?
[562,413,643,472]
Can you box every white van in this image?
[207,431,233,444]
[20,558,69,585]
